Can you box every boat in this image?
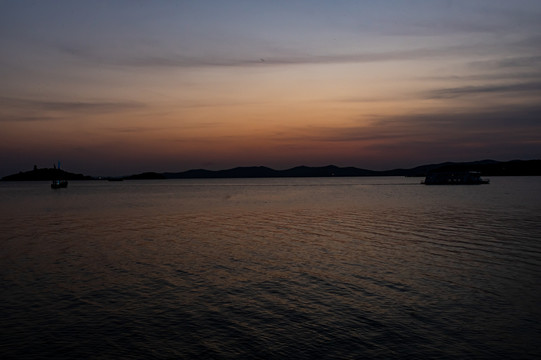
[422,171,489,185]
[51,179,68,189]
[51,161,68,189]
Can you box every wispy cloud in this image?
[422,71,541,83]
[374,104,541,130]
[266,103,541,167]
[280,104,541,145]
[0,115,59,122]
[58,41,496,69]
[468,55,541,71]
[0,97,145,114]
[426,81,541,99]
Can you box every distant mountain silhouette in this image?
[163,165,378,179]
[124,172,166,180]
[2,159,540,181]
[158,160,540,179]
[163,166,278,179]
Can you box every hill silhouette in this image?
[163,165,378,179]
[2,159,540,181]
[2,167,93,181]
[158,160,540,179]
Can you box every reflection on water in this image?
[1,177,541,359]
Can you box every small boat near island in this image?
[51,161,68,189]
[422,171,489,185]
[51,179,68,189]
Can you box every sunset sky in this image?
[1,0,540,176]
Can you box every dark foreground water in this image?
[1,177,540,359]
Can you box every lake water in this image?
[1,177,540,359]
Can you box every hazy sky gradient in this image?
[1,0,540,176]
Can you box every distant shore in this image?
[2,159,540,181]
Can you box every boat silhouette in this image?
[422,171,489,185]
[51,161,68,189]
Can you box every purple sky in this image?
[1,1,540,176]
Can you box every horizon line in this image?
[4,158,540,179]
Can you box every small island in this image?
[1,165,93,181]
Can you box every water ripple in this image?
[1,178,540,359]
